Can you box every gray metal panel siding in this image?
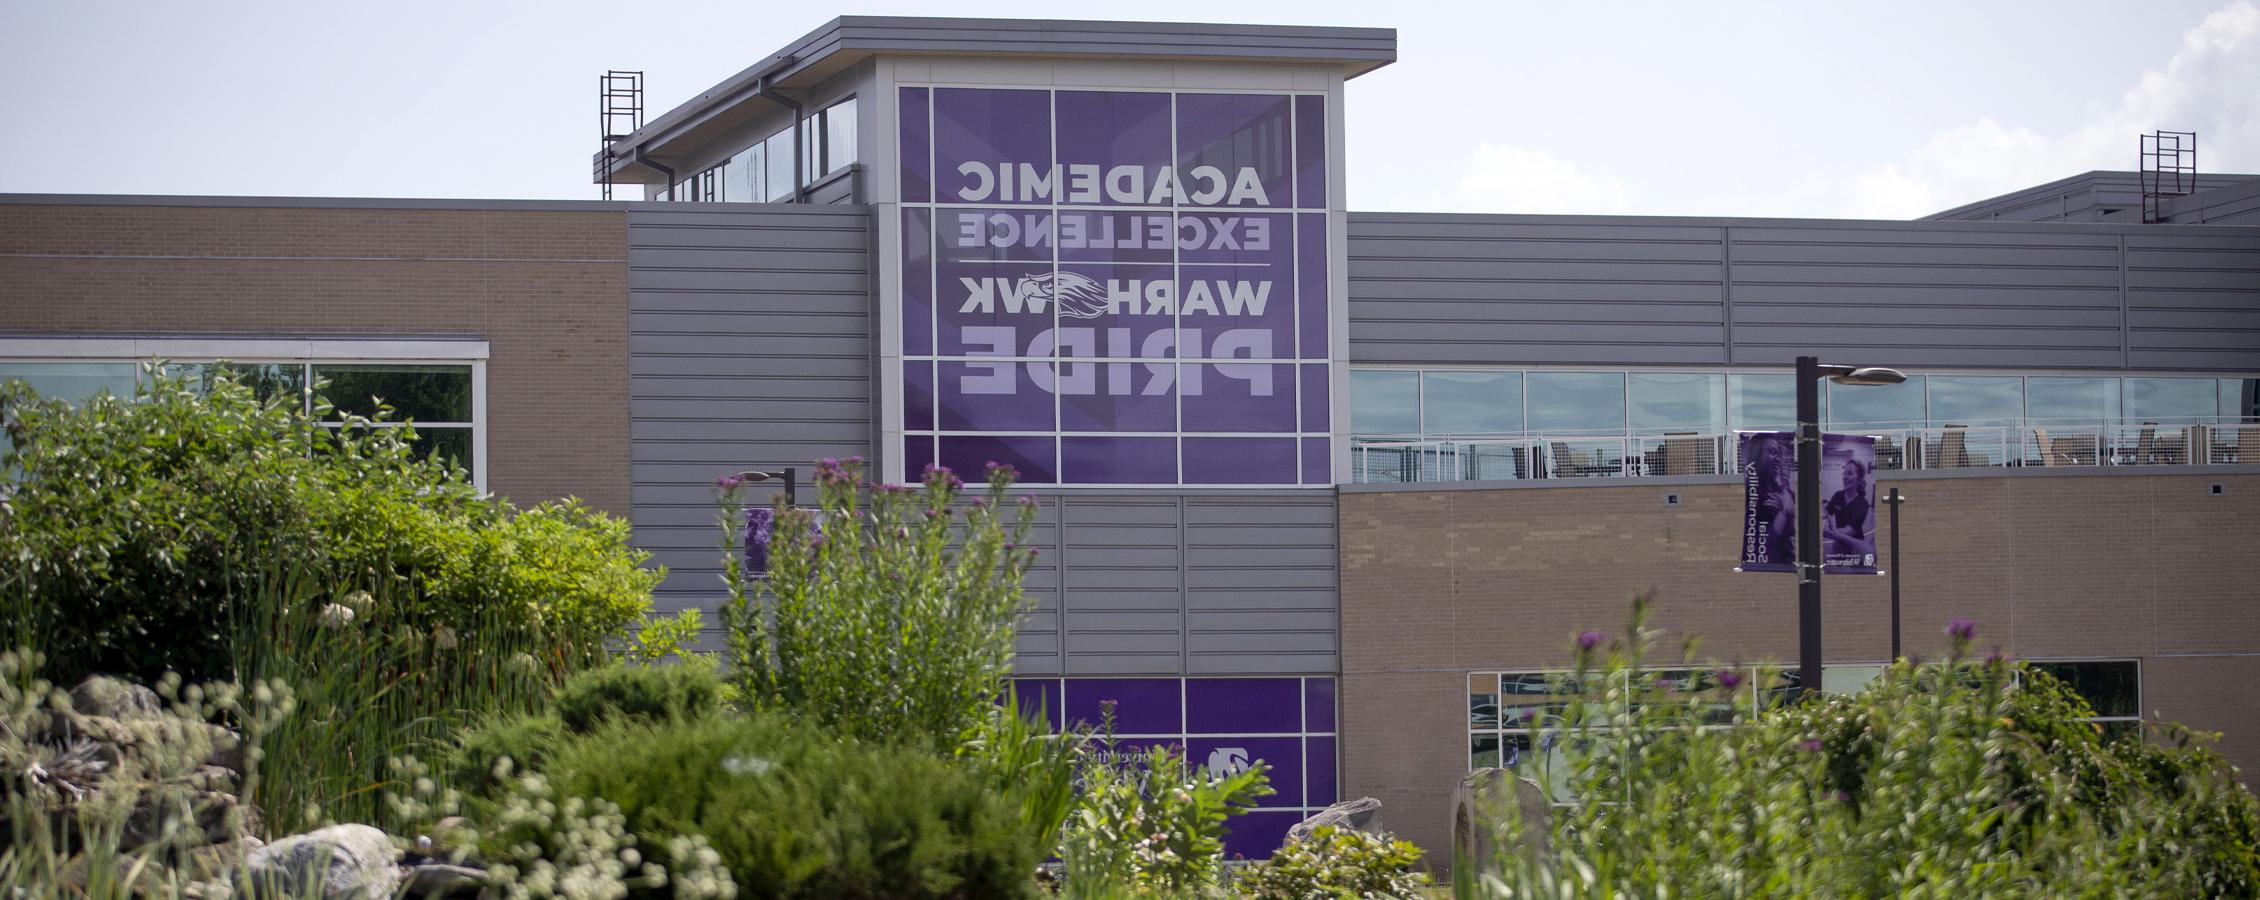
[1347,213,2260,372]
[1048,493,1337,676]
[2163,178,2260,226]
[2126,231,2260,370]
[1345,215,1728,366]
[627,205,875,638]
[1924,171,2256,222]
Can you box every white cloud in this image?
[1845,0,2260,219]
[1430,144,1635,215]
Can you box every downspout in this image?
[630,145,676,200]
[756,74,807,204]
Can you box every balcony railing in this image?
[1350,421,2260,484]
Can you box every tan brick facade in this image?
[1340,471,2260,860]
[0,202,631,516]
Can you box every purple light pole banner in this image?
[899,86,1332,485]
[1738,431,1881,575]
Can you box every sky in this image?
[3,0,2256,220]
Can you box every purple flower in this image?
[1715,669,1743,690]
[1018,494,1039,510]
[1947,619,1977,641]
[715,474,744,490]
[845,455,865,465]
[1577,631,1605,651]
[1984,650,2006,666]
[1800,738,1824,753]
[1834,791,1853,804]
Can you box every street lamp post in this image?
[1794,356,1906,702]
[734,468,797,508]
[1884,487,1906,661]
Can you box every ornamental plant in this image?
[0,365,660,685]
[1473,599,2260,897]
[1056,729,1274,899]
[1233,825,1431,900]
[715,457,1038,748]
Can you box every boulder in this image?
[71,676,164,720]
[239,824,402,900]
[1287,796,1385,841]
[401,863,488,899]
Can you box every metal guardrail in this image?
[1351,422,2260,484]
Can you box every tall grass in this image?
[226,569,576,835]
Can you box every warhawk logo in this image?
[1205,747,1252,776]
[1006,272,1108,320]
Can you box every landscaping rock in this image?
[239,824,402,900]
[401,863,488,898]
[1287,795,1386,841]
[71,675,164,720]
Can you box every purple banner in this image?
[1738,431,1880,575]
[900,87,1331,485]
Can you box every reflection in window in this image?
[1926,376,2022,426]
[1629,373,1724,435]
[1527,372,1625,434]
[2223,378,2259,423]
[0,362,137,404]
[1728,374,1801,432]
[2028,660,2139,721]
[2124,377,2217,425]
[764,130,796,201]
[1422,371,1521,436]
[315,365,473,423]
[824,98,858,174]
[731,144,764,204]
[2025,377,2119,425]
[1827,376,1926,430]
[1348,370,1418,436]
[162,362,306,405]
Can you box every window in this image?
[0,342,485,487]
[1728,373,1803,432]
[2027,660,2140,739]
[822,97,857,174]
[2222,378,2258,423]
[1927,376,2022,427]
[1348,370,1418,436]
[2125,377,2218,425]
[763,130,795,201]
[730,144,763,205]
[1629,372,1725,435]
[1527,372,1625,434]
[2025,376,2119,425]
[1827,375,1925,431]
[1422,370,1521,436]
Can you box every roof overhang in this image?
[594,16,1397,184]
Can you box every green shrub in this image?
[1474,598,2260,897]
[718,458,1036,749]
[497,713,1040,900]
[1233,825,1430,900]
[1055,738,1272,899]
[555,663,725,734]
[446,712,567,799]
[0,365,660,685]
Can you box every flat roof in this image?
[593,16,1397,184]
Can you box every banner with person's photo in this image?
[1737,431,1880,575]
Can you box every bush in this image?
[1233,825,1430,900]
[555,663,725,734]
[1475,598,2260,897]
[1055,738,1272,898]
[446,712,567,799]
[0,365,660,685]
[492,713,1040,900]
[718,458,1036,749]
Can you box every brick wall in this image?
[1340,471,2260,862]
[0,202,631,515]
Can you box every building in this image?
[4,16,2257,863]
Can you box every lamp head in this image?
[1828,367,1907,387]
[736,470,788,483]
